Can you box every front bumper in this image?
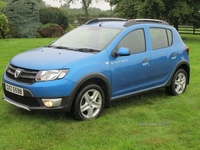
[2,94,71,111]
[2,74,76,111]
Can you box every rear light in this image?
[186,46,189,55]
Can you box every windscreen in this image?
[51,26,121,51]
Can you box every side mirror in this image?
[115,47,130,56]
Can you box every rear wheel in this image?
[166,69,188,95]
[73,84,105,120]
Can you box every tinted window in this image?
[150,28,172,50]
[118,29,146,54]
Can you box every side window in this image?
[167,29,173,46]
[150,28,173,50]
[118,29,146,54]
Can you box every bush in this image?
[40,7,69,30]
[64,24,74,33]
[38,23,64,37]
[0,14,9,38]
[3,0,42,38]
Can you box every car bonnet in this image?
[10,47,94,70]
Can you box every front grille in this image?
[4,90,40,107]
[6,65,39,84]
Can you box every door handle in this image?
[142,58,149,63]
[142,58,149,66]
[171,53,177,59]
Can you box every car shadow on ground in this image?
[110,88,170,107]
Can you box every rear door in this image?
[148,27,177,87]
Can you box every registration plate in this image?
[5,83,24,96]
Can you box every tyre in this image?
[166,69,188,96]
[73,84,105,120]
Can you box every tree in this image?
[139,0,165,19]
[36,0,46,8]
[54,0,97,18]
[179,0,200,29]
[0,0,6,13]
[104,0,121,6]
[189,5,200,31]
[3,0,42,37]
[104,0,122,16]
[60,4,76,23]
[113,0,142,18]
[162,0,192,30]
[60,3,70,9]
[103,0,120,11]
[112,0,200,31]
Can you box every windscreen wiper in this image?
[74,48,100,53]
[46,46,100,53]
[45,45,74,50]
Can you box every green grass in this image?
[0,35,200,150]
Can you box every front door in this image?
[110,28,150,98]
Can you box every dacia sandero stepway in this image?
[2,18,190,120]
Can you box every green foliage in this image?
[58,0,104,18]
[168,1,192,27]
[0,14,9,38]
[0,0,6,13]
[113,0,142,18]
[38,23,64,37]
[60,7,75,24]
[40,7,69,30]
[35,0,46,8]
[3,0,42,38]
[182,0,200,28]
[139,0,165,19]
[107,0,121,6]
[8,23,17,38]
[64,23,74,33]
[113,0,200,29]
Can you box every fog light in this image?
[44,100,53,107]
[42,98,62,107]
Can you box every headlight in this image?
[36,69,69,81]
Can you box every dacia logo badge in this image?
[14,69,22,78]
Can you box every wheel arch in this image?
[166,61,190,87]
[69,73,111,111]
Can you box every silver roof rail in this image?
[136,19,169,25]
[85,18,127,25]
[124,19,169,27]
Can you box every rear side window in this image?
[150,28,173,50]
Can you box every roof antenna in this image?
[99,22,103,26]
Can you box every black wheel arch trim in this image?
[166,60,190,87]
[67,73,112,110]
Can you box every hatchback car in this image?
[2,18,190,120]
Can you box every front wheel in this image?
[166,69,188,96]
[72,84,105,120]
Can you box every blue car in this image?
[2,18,190,120]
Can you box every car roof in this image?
[84,18,169,29]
